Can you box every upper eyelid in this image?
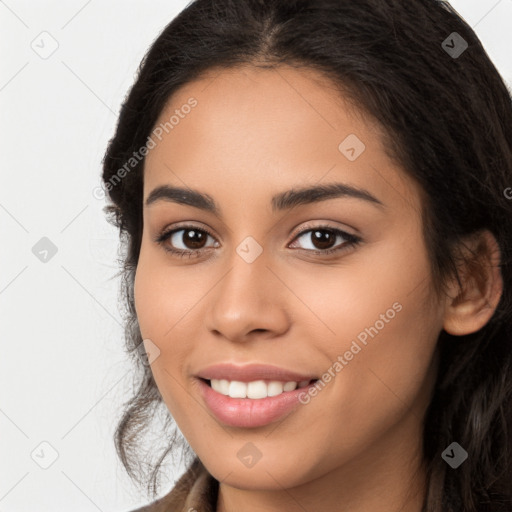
[162,218,356,234]
[289,221,357,239]
[160,223,358,246]
[160,222,216,238]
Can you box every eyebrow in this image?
[144,182,385,215]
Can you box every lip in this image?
[195,363,317,383]
[197,377,317,428]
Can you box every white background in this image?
[1,1,511,510]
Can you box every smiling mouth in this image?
[200,377,318,399]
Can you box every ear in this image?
[442,230,503,336]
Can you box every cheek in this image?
[287,230,439,429]
[134,261,188,366]
[132,254,207,419]
[133,243,156,331]
[317,281,440,455]
[133,250,201,339]
[281,292,440,480]
[282,228,433,359]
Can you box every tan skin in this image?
[133,65,503,512]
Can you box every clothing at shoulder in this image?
[129,457,218,512]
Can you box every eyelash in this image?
[153,224,362,259]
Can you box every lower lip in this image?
[197,378,316,428]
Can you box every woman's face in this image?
[134,65,446,491]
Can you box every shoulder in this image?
[127,457,218,512]
[127,490,180,512]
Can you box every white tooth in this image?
[219,379,230,395]
[228,380,247,398]
[267,381,284,396]
[283,381,297,391]
[210,379,224,394]
[214,379,302,398]
[247,380,268,399]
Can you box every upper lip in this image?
[196,363,318,383]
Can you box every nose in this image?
[204,245,291,343]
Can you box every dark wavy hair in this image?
[101,0,512,509]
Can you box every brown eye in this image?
[309,229,337,250]
[179,229,207,249]
[168,228,217,250]
[154,225,220,257]
[289,226,361,255]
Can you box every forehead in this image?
[143,65,420,214]
[148,64,376,156]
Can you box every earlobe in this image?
[442,230,503,336]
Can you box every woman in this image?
[101,0,512,510]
